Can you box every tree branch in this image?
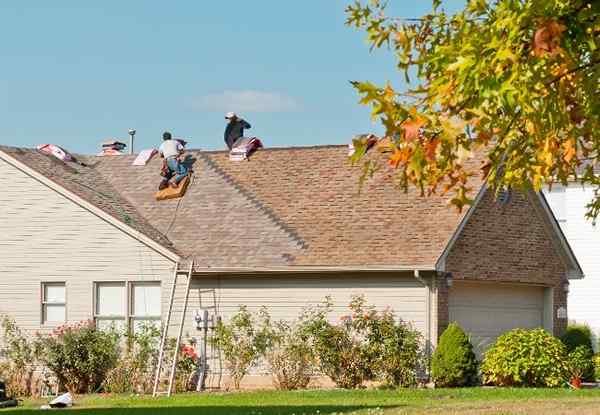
[546,58,600,86]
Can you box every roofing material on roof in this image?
[0,143,582,277]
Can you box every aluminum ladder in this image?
[152,261,194,397]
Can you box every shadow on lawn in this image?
[12,405,397,415]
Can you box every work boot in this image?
[158,180,168,191]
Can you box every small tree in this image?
[210,306,272,389]
[431,323,478,387]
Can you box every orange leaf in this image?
[402,116,426,142]
[424,138,440,161]
[563,139,576,163]
[533,20,566,58]
[388,148,403,168]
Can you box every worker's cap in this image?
[225,112,237,120]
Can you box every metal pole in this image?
[128,129,136,155]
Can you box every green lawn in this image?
[6,388,600,415]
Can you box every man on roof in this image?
[224,112,251,150]
[158,131,189,190]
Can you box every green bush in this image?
[36,321,120,394]
[481,328,569,387]
[301,295,423,388]
[568,345,594,381]
[431,323,478,387]
[560,324,594,380]
[594,354,600,381]
[561,324,593,352]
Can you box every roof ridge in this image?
[197,152,309,250]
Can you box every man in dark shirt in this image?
[224,112,251,150]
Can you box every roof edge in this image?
[190,264,436,275]
[435,183,488,272]
[0,148,181,263]
[534,190,584,279]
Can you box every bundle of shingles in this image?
[229,137,263,161]
[97,140,127,157]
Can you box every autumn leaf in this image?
[533,20,566,58]
[563,139,576,163]
[402,116,426,141]
[424,138,440,161]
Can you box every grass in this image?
[5,387,600,415]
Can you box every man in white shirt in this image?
[158,131,188,190]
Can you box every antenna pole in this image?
[128,129,136,155]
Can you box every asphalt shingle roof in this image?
[1,144,485,268]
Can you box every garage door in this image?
[449,282,545,356]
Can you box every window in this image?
[130,282,161,333]
[545,186,567,223]
[42,283,66,324]
[94,281,161,332]
[94,282,126,331]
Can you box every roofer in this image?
[158,131,188,190]
[224,112,251,150]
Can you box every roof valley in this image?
[198,152,308,250]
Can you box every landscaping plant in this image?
[560,324,595,380]
[36,320,120,394]
[266,321,315,390]
[568,345,594,388]
[431,323,478,387]
[301,295,423,388]
[210,306,273,389]
[0,316,40,397]
[481,328,569,387]
[104,323,162,394]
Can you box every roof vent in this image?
[497,188,511,205]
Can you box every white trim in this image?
[0,148,180,263]
[435,184,488,271]
[534,190,584,279]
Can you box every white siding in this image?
[544,184,600,348]
[0,158,174,333]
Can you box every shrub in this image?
[301,296,423,389]
[561,324,593,353]
[210,306,272,389]
[266,321,315,390]
[560,324,595,381]
[103,323,161,394]
[0,316,40,397]
[36,321,120,394]
[594,354,600,381]
[431,323,478,387]
[568,345,594,381]
[481,328,569,387]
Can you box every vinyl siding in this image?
[0,157,174,333]
[165,273,428,384]
[544,184,600,348]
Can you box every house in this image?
[544,183,600,348]
[0,144,583,386]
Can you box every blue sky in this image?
[0,1,462,154]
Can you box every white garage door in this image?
[449,282,545,356]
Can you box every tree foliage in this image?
[346,0,600,216]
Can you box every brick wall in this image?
[440,189,570,337]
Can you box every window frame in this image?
[93,280,161,331]
[40,282,67,325]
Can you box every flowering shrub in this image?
[266,321,315,390]
[0,316,40,397]
[210,306,273,389]
[177,339,200,391]
[36,321,120,394]
[301,296,423,388]
[104,323,161,394]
